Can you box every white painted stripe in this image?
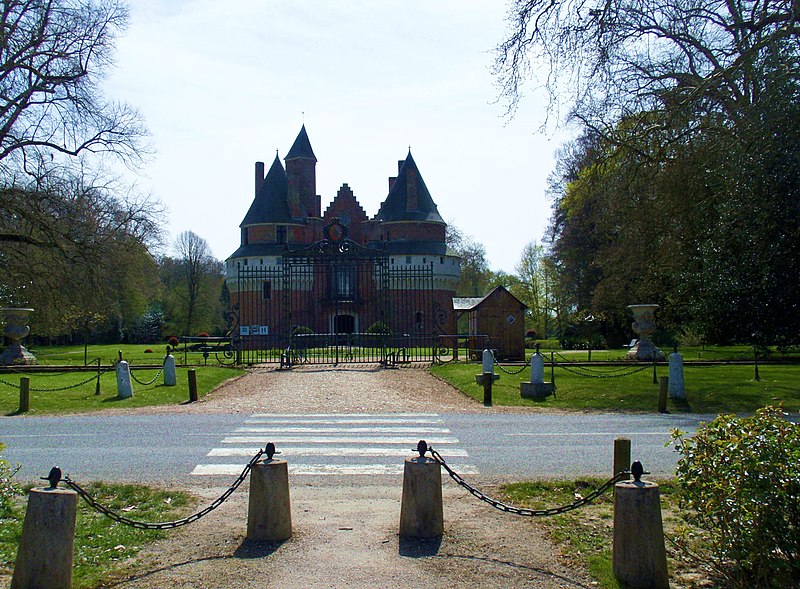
[507,432,672,437]
[191,463,479,476]
[235,426,451,434]
[249,413,439,418]
[207,447,470,457]
[244,418,444,425]
[222,436,459,444]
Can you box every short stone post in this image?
[19,376,30,413]
[482,348,493,375]
[187,369,198,402]
[475,349,499,400]
[247,444,292,541]
[11,486,78,589]
[668,348,685,399]
[163,349,177,387]
[399,441,443,539]
[116,352,133,399]
[613,462,669,589]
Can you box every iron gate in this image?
[231,242,439,364]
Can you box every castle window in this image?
[415,311,424,330]
[276,226,287,244]
[260,258,263,265]
[406,256,412,264]
[423,258,427,264]
[440,257,444,264]
[262,281,272,301]
[243,259,248,266]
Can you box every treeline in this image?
[488,0,800,348]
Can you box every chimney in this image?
[255,161,265,197]
[388,177,397,191]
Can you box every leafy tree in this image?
[445,223,493,297]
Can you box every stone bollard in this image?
[520,348,554,399]
[475,349,499,386]
[116,359,133,399]
[247,445,292,542]
[668,349,685,399]
[19,376,30,413]
[11,486,78,589]
[163,353,177,387]
[187,369,198,402]
[613,462,669,589]
[399,441,443,539]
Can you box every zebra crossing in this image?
[190,413,477,477]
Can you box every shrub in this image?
[143,348,153,353]
[196,332,209,338]
[671,407,800,587]
[167,336,180,347]
[366,321,392,335]
[290,326,313,336]
[527,338,561,350]
[0,442,21,516]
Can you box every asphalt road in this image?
[1,412,711,486]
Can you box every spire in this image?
[375,151,444,223]
[240,153,292,226]
[285,124,317,161]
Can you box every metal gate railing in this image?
[230,242,439,365]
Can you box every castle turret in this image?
[285,125,319,219]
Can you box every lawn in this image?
[0,366,244,415]
[28,343,233,367]
[430,359,800,413]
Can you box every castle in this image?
[225,126,460,362]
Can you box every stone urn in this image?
[626,304,664,361]
[0,307,37,365]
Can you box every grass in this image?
[1,482,194,588]
[0,366,244,415]
[27,343,233,367]
[499,478,691,589]
[430,358,800,413]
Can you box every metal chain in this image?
[490,350,528,375]
[63,449,266,530]
[0,377,20,388]
[555,362,651,379]
[30,372,110,392]
[129,362,165,386]
[430,446,627,517]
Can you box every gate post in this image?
[163,349,177,386]
[399,441,443,539]
[11,487,78,589]
[116,352,133,399]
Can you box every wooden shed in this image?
[453,286,527,361]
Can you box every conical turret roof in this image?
[240,154,292,226]
[375,151,444,223]
[285,125,317,161]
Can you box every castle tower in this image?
[285,125,319,219]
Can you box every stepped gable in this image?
[285,124,317,161]
[324,183,368,224]
[375,151,444,223]
[240,154,292,226]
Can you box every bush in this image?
[196,332,209,338]
[143,348,153,353]
[671,407,800,587]
[0,442,21,516]
[167,336,180,347]
[527,338,561,350]
[366,321,392,335]
[290,326,313,337]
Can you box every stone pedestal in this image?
[520,352,553,398]
[11,488,77,589]
[668,351,685,399]
[247,459,292,541]
[116,360,133,399]
[0,308,37,365]
[163,354,177,386]
[613,480,669,589]
[399,456,443,539]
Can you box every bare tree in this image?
[495,0,800,139]
[0,0,147,174]
[173,231,217,336]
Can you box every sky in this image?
[105,0,571,274]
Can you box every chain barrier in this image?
[0,371,112,391]
[429,446,627,517]
[554,361,651,379]
[63,448,266,530]
[489,350,528,375]
[129,358,166,386]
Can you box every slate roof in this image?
[285,124,317,161]
[375,151,444,223]
[240,154,293,226]
[453,286,529,312]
